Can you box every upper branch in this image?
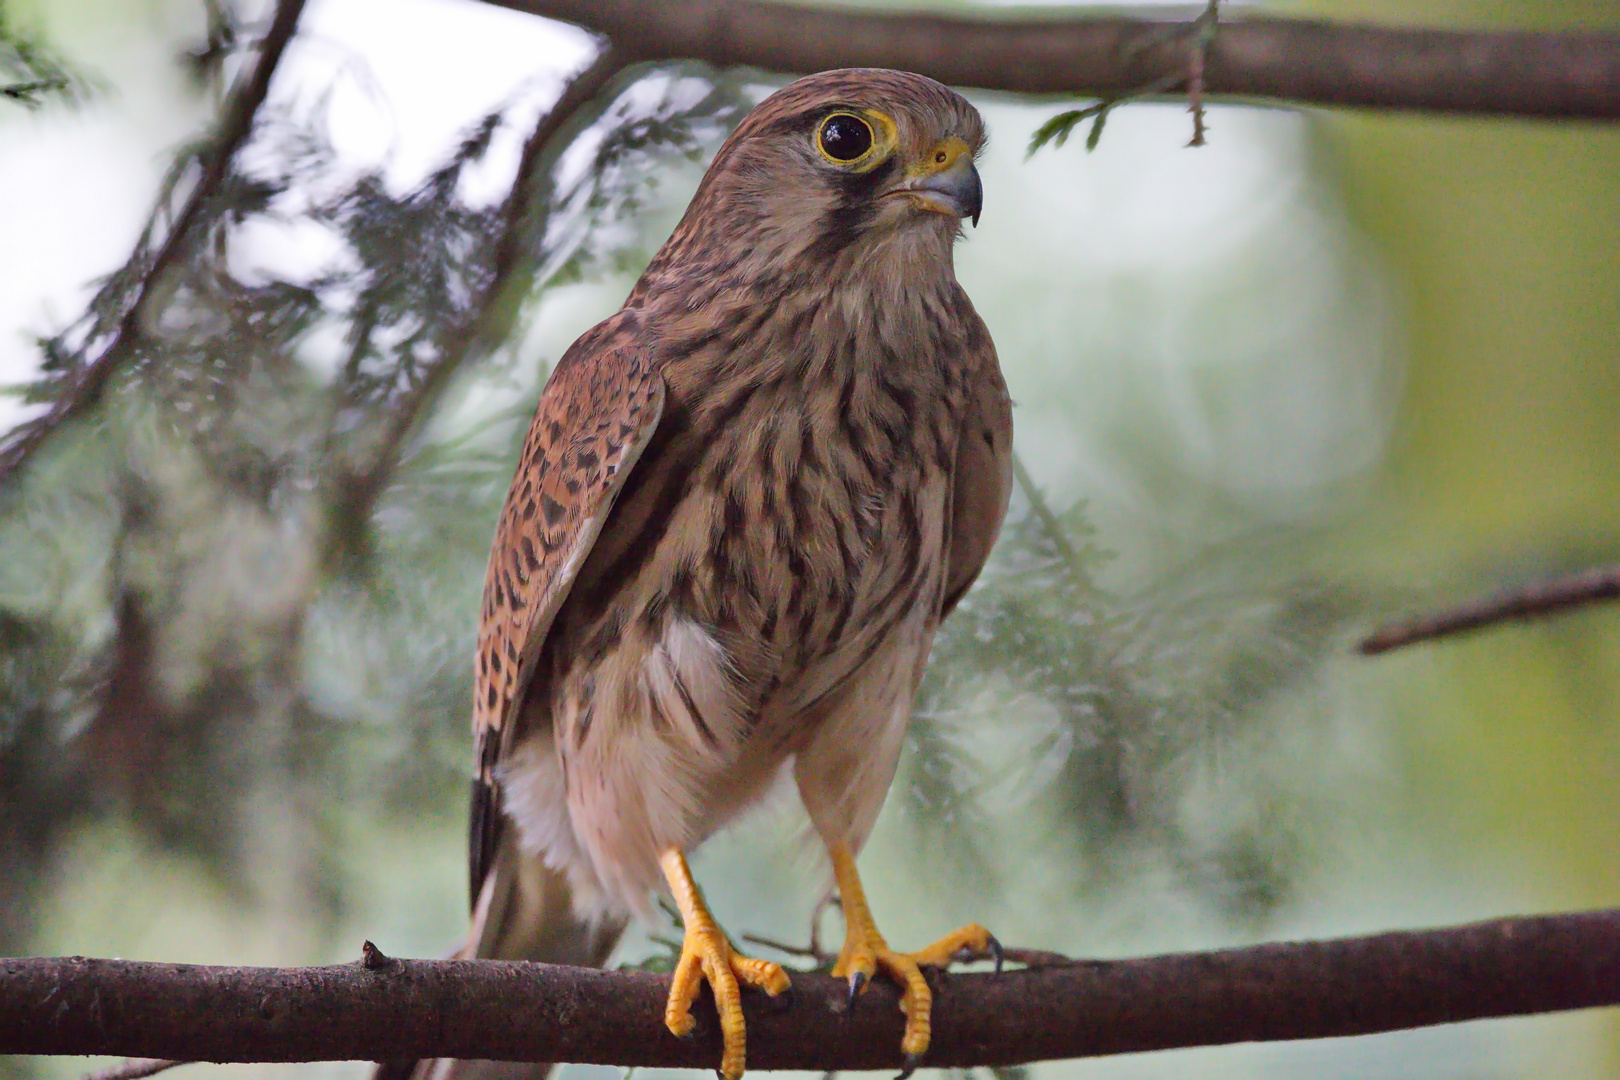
[480,0,1620,119]
[5,909,1620,1067]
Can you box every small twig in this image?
[77,1059,183,1080]
[1027,72,1182,155]
[361,940,394,971]
[747,910,1062,973]
[1,77,69,104]
[1359,563,1620,655]
[1030,0,1222,153]
[739,908,839,972]
[656,893,684,928]
[997,947,1081,969]
[1186,0,1221,146]
[1009,452,1102,599]
[809,892,839,960]
[741,892,839,968]
[740,933,827,962]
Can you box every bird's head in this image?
[668,69,986,275]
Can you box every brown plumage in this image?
[409,67,1012,1080]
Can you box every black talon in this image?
[847,969,868,1007]
[987,932,1005,973]
[896,1051,923,1080]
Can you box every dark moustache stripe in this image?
[808,159,896,263]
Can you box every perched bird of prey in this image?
[411,67,1011,1080]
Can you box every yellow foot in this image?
[660,849,790,1080]
[829,845,1001,1078]
[834,921,1000,1073]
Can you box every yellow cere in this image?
[909,135,973,179]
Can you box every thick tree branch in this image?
[5,909,1620,1068]
[1360,563,1620,655]
[481,0,1620,120]
[0,0,307,489]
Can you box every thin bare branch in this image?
[0,0,308,489]
[5,909,1620,1068]
[997,946,1077,969]
[480,0,1620,120]
[1185,0,1220,146]
[1009,451,1101,598]
[1360,563,1620,655]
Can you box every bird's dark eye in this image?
[817,113,874,163]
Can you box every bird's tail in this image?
[374,832,627,1080]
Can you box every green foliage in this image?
[0,7,1370,973]
[0,610,87,946]
[1027,0,1220,156]
[1028,98,1129,156]
[0,24,755,954]
[913,461,1363,928]
[0,8,99,109]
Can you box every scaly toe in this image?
[872,949,933,1060]
[907,922,996,969]
[733,955,791,997]
[663,928,789,1080]
[826,846,990,1076]
[841,923,997,1067]
[664,948,704,1039]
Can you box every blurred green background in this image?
[2,0,1618,1078]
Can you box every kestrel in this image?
[414,67,1012,1080]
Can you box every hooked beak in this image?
[888,136,982,227]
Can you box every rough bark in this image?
[5,910,1620,1068]
[482,0,1620,119]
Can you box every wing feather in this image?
[941,337,1013,620]
[469,315,665,903]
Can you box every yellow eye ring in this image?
[816,113,875,165]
